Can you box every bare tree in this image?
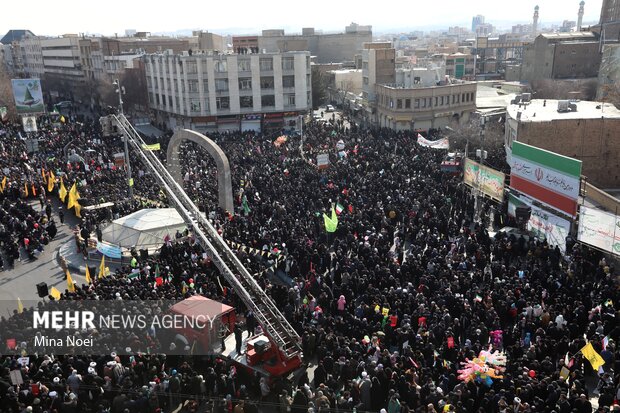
[0,64,17,120]
[599,81,620,108]
[119,68,148,112]
[311,67,328,109]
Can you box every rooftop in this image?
[1,29,35,44]
[507,99,620,122]
[539,32,596,40]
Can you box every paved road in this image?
[0,198,85,316]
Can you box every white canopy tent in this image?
[101,208,186,249]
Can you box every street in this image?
[0,198,85,316]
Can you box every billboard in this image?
[510,141,582,217]
[508,193,571,253]
[11,79,45,114]
[463,158,505,202]
[578,206,620,256]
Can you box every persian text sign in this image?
[463,158,505,202]
[510,141,582,217]
[578,206,620,256]
[508,194,570,254]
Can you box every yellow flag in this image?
[31,184,36,196]
[59,177,67,202]
[66,269,76,292]
[1,176,6,192]
[60,115,65,123]
[50,287,61,300]
[85,265,92,284]
[24,182,29,197]
[17,297,24,314]
[47,171,55,192]
[580,342,605,370]
[67,183,79,209]
[74,202,82,218]
[98,255,106,279]
[41,167,47,183]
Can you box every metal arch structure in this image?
[167,129,234,214]
[103,114,302,365]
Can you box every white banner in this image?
[578,206,620,256]
[510,154,580,200]
[508,194,571,254]
[417,134,449,149]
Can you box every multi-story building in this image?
[374,81,477,131]
[598,0,620,40]
[597,43,620,99]
[472,15,486,32]
[361,42,396,106]
[144,50,311,133]
[444,53,475,79]
[257,23,372,64]
[518,32,601,82]
[505,99,620,188]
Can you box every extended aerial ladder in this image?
[102,115,301,373]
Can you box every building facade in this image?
[519,32,601,82]
[258,23,371,64]
[505,99,620,188]
[361,43,396,106]
[599,0,620,40]
[374,82,477,131]
[144,51,311,133]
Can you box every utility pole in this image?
[114,79,133,198]
[474,116,487,223]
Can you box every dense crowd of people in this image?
[0,111,618,413]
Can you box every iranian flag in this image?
[335,203,344,215]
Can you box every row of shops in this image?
[160,112,302,134]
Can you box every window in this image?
[168,96,173,107]
[216,96,229,109]
[190,98,201,112]
[215,60,227,72]
[282,57,294,70]
[238,59,251,71]
[435,97,438,106]
[186,61,197,74]
[261,95,275,107]
[396,99,402,109]
[405,98,411,109]
[203,80,209,92]
[363,77,369,85]
[260,77,274,89]
[260,58,273,71]
[414,99,420,109]
[155,94,160,105]
[422,98,427,108]
[188,79,199,93]
[470,92,475,101]
[389,99,394,108]
[282,75,295,88]
[362,62,369,70]
[215,79,229,92]
[239,78,252,90]
[285,93,295,106]
[240,96,253,108]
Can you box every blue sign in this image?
[97,241,122,259]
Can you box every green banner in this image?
[463,158,505,202]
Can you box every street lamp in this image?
[113,79,133,198]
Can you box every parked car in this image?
[325,105,335,112]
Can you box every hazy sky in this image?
[1,0,604,37]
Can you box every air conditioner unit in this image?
[557,100,570,112]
